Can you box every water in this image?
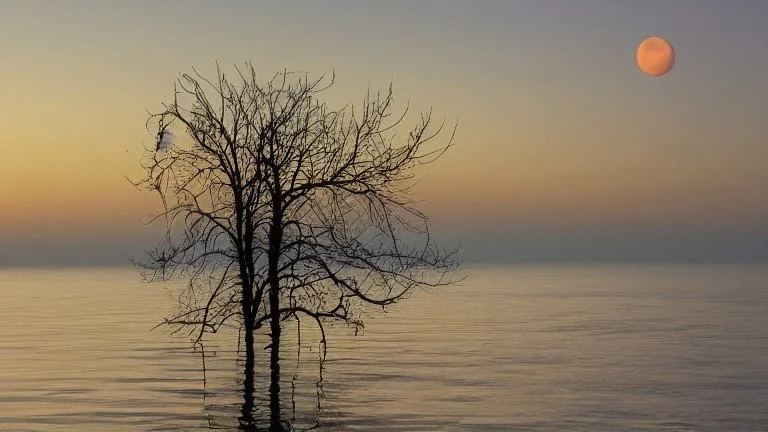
[1,265,767,431]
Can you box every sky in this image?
[1,0,768,266]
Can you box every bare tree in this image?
[134,62,458,431]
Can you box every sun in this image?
[637,36,675,77]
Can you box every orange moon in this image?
[636,36,675,77]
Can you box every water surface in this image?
[1,265,767,431]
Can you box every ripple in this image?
[1,265,768,430]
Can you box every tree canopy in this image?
[134,62,459,429]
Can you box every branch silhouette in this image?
[133,62,459,430]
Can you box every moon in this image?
[637,36,675,77]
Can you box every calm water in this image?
[1,265,767,431]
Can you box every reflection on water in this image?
[1,265,768,431]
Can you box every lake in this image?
[1,265,767,431]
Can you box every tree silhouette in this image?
[134,63,458,430]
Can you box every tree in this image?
[134,63,458,431]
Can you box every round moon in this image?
[636,36,675,77]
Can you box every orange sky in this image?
[2,2,768,264]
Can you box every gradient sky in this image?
[1,0,768,265]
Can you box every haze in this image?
[2,0,767,266]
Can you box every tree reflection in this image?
[193,339,328,432]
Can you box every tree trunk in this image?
[269,289,282,431]
[268,189,284,431]
[240,321,256,430]
[239,277,256,430]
